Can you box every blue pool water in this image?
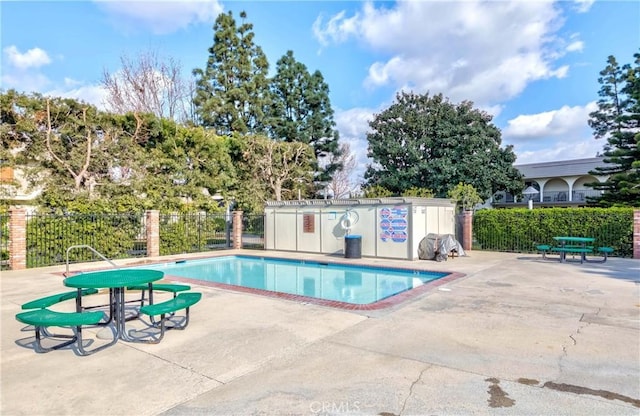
[139,256,448,305]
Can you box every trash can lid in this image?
[345,235,362,239]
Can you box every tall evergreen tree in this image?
[268,51,342,190]
[192,11,270,135]
[587,51,640,207]
[364,92,522,199]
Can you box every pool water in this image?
[140,256,448,305]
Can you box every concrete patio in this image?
[1,250,639,415]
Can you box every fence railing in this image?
[1,211,266,270]
[1,207,633,269]
[159,212,230,256]
[242,214,265,249]
[472,208,634,257]
[25,212,149,268]
[499,189,603,204]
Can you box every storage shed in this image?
[264,197,456,260]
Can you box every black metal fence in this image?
[242,214,265,249]
[1,211,266,269]
[472,208,634,257]
[25,212,149,268]
[159,212,230,255]
[2,208,633,269]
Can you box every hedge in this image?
[473,208,634,257]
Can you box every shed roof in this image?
[515,157,605,179]
[265,197,455,207]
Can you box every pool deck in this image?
[1,250,639,415]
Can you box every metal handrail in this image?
[65,244,119,275]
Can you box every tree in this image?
[44,99,94,192]
[102,51,190,121]
[39,97,150,202]
[361,185,393,198]
[137,121,237,211]
[239,135,315,202]
[326,142,357,199]
[447,183,483,212]
[364,92,522,200]
[192,10,270,135]
[268,51,342,190]
[403,187,435,198]
[587,51,640,207]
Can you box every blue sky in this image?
[2,0,639,184]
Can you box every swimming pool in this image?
[138,255,456,309]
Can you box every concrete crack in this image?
[399,366,428,416]
[559,308,600,374]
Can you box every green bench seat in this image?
[137,292,202,343]
[550,247,592,253]
[127,283,191,294]
[585,246,614,263]
[563,245,594,250]
[550,246,593,264]
[21,288,99,310]
[126,284,192,317]
[536,244,551,259]
[15,309,115,355]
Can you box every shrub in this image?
[473,208,633,257]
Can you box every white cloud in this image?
[313,1,578,108]
[45,84,109,110]
[95,0,224,34]
[313,10,360,47]
[503,102,605,163]
[514,138,604,165]
[504,102,598,140]
[335,107,375,183]
[1,72,51,92]
[3,45,51,69]
[573,0,595,13]
[64,77,83,87]
[566,40,584,53]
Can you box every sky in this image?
[1,0,639,186]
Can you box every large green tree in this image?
[234,134,315,204]
[364,92,522,200]
[138,121,237,211]
[0,91,140,200]
[267,50,342,190]
[0,90,240,212]
[587,51,640,207]
[192,10,270,135]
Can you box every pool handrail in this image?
[65,245,119,276]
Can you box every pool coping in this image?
[121,253,466,311]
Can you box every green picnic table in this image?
[551,236,595,263]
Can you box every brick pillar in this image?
[634,210,640,260]
[146,210,160,257]
[461,210,473,252]
[9,207,26,270]
[232,211,243,249]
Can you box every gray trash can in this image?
[345,235,362,259]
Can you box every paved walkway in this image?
[1,250,639,415]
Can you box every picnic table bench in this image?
[15,269,202,355]
[537,237,614,263]
[550,246,592,263]
[552,236,594,263]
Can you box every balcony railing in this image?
[496,190,603,205]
